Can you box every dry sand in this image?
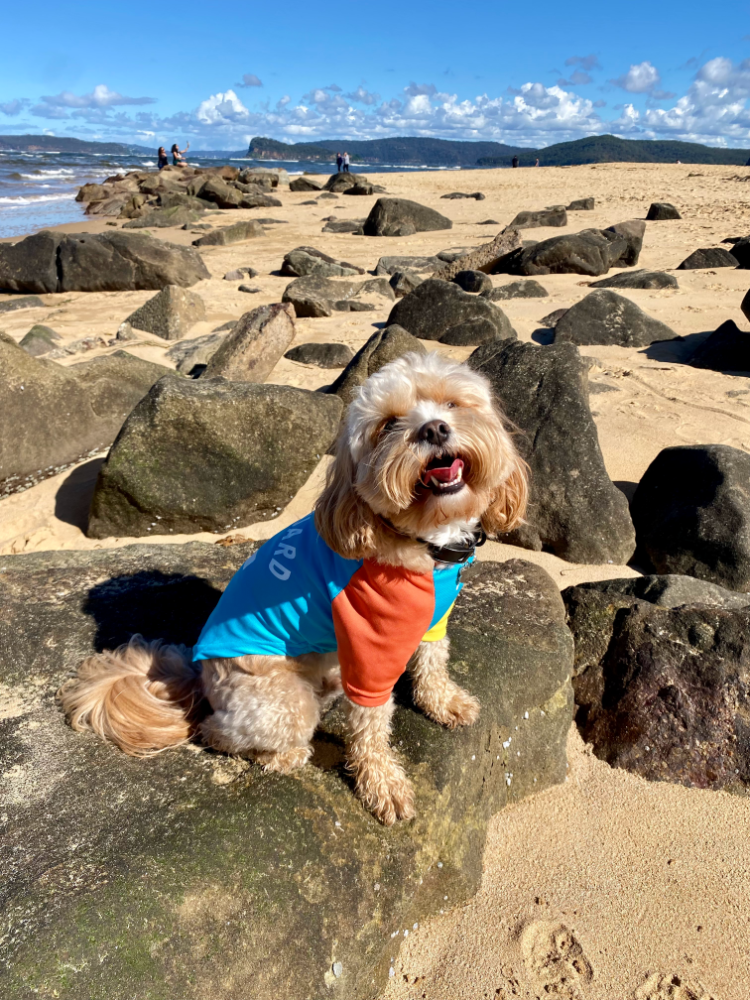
[2,162,750,996]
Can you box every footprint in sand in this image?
[520,920,594,998]
[633,972,719,1000]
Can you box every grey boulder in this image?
[590,269,678,290]
[490,279,549,300]
[646,202,681,220]
[192,220,265,246]
[19,324,62,356]
[677,247,738,269]
[631,445,750,591]
[363,198,452,237]
[605,220,646,266]
[0,294,44,313]
[281,275,362,317]
[280,246,364,278]
[202,303,295,382]
[324,172,369,193]
[327,325,425,405]
[87,377,342,538]
[289,176,323,192]
[440,191,485,200]
[285,342,354,368]
[469,340,636,564]
[389,270,425,297]
[321,219,365,234]
[165,332,227,375]
[0,230,210,293]
[387,279,516,346]
[122,204,206,229]
[567,198,595,211]
[553,289,678,347]
[494,229,627,277]
[374,255,443,276]
[452,270,493,295]
[508,207,567,229]
[125,285,206,341]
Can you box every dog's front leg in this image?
[409,636,480,729]
[344,697,415,826]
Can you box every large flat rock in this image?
[0,550,572,999]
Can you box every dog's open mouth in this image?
[421,455,466,495]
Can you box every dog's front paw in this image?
[355,754,416,826]
[255,745,312,773]
[419,682,480,729]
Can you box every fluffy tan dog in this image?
[60,351,527,825]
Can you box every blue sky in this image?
[1,0,749,149]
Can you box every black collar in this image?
[379,518,486,565]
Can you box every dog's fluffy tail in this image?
[58,635,206,756]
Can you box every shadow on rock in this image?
[531,327,554,345]
[640,330,713,363]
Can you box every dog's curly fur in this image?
[59,351,528,825]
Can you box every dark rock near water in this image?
[202,303,295,383]
[282,275,362,318]
[125,285,206,341]
[646,202,681,221]
[290,176,323,192]
[192,220,265,246]
[122,204,206,230]
[688,319,750,372]
[0,547,571,1000]
[508,208,567,229]
[494,229,628,277]
[553,289,678,347]
[0,340,171,492]
[327,325,425,405]
[19,324,62,357]
[343,182,374,195]
[0,294,44,313]
[605,220,646,267]
[285,342,354,368]
[87,377,342,538]
[590,269,677,290]
[631,444,750,592]
[452,270,493,295]
[677,247,738,269]
[563,584,750,792]
[469,340,636,564]
[567,198,595,211]
[363,199,452,237]
[324,172,369,193]
[387,279,515,345]
[280,246,364,279]
[490,279,548,300]
[0,230,210,293]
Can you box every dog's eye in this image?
[445,401,457,409]
[382,417,399,433]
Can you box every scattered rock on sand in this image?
[285,342,354,368]
[327,325,425,405]
[280,246,365,278]
[567,198,595,210]
[646,202,681,220]
[363,198,452,237]
[677,247,738,269]
[553,289,678,347]
[565,584,750,791]
[224,267,258,281]
[0,294,44,313]
[19,324,62,356]
[469,340,636,564]
[0,545,571,1000]
[192,220,265,246]
[122,204,206,229]
[166,332,227,375]
[0,230,210,293]
[321,219,365,234]
[452,270,493,295]
[125,285,206,341]
[389,270,425,297]
[605,220,646,266]
[432,230,522,281]
[87,377,342,538]
[590,269,678,289]
[508,207,567,229]
[281,275,362,317]
[631,444,750,591]
[202,303,295,383]
[490,279,549,300]
[388,279,516,345]
[324,172,369,193]
[0,340,171,492]
[478,219,500,225]
[441,191,485,200]
[494,229,627,277]
[289,176,323,192]
[688,319,750,372]
[343,181,375,195]
[238,284,260,294]
[374,254,443,276]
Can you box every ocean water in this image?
[0,149,473,239]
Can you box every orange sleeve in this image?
[332,561,435,707]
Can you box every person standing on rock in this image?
[157,147,168,170]
[336,152,343,172]
[171,142,190,166]
[512,155,519,168]
[343,151,350,173]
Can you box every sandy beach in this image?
[3,161,750,997]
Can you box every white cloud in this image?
[40,84,156,109]
[236,73,263,88]
[0,98,28,116]
[345,85,380,105]
[196,89,251,124]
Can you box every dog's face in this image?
[316,351,528,558]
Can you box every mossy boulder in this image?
[0,549,572,1000]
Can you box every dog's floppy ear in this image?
[480,454,529,536]
[314,432,377,559]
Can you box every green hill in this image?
[0,134,152,155]
[246,135,526,165]
[477,134,750,167]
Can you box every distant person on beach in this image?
[343,151,350,172]
[157,147,168,170]
[171,142,189,166]
[336,152,343,172]
[512,155,519,168]
[535,157,540,167]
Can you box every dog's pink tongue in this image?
[423,458,464,484]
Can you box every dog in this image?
[59,351,528,825]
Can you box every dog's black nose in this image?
[417,419,451,445]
